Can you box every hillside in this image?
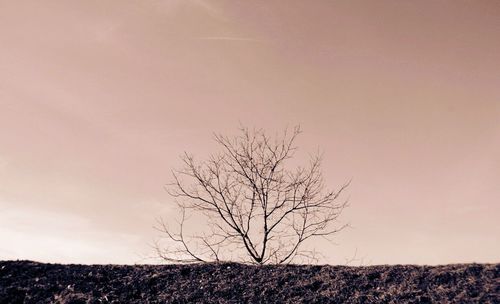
[0,261,498,303]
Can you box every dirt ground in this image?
[0,260,498,303]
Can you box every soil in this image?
[0,260,498,303]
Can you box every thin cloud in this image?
[190,0,228,22]
[0,155,8,169]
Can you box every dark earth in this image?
[0,260,498,303]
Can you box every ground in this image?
[0,261,498,303]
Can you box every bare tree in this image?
[155,126,348,264]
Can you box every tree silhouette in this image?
[155,126,348,264]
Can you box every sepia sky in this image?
[1,1,499,265]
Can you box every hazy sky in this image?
[1,1,499,265]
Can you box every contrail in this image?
[197,36,262,42]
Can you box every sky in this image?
[0,0,499,265]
